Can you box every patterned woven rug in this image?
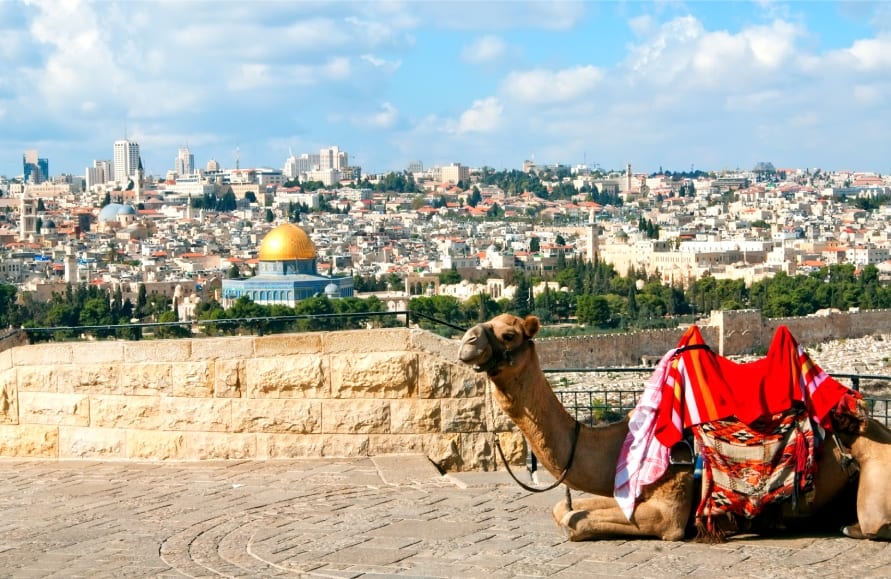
[693,405,817,538]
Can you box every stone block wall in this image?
[0,328,519,471]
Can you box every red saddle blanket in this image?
[615,324,860,522]
[655,324,857,447]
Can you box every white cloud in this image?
[502,66,604,104]
[454,98,503,134]
[844,38,891,71]
[462,35,507,65]
[228,64,270,91]
[362,102,399,129]
[626,16,802,90]
[360,54,402,73]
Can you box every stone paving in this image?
[1,455,890,578]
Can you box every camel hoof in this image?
[558,510,586,541]
[842,524,865,539]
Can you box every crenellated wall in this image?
[536,308,891,367]
[0,328,524,471]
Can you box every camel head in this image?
[830,397,873,445]
[458,313,540,377]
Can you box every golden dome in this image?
[258,223,316,261]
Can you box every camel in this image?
[831,404,891,540]
[458,313,860,541]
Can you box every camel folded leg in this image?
[553,495,687,541]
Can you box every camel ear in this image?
[523,315,541,338]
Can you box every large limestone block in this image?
[367,433,462,470]
[410,329,461,360]
[0,368,17,424]
[18,392,90,426]
[168,361,214,397]
[127,430,187,460]
[254,333,322,356]
[231,399,320,433]
[59,426,126,459]
[214,359,243,398]
[119,363,171,396]
[184,432,257,459]
[245,354,327,398]
[257,433,369,459]
[11,343,72,366]
[17,365,58,393]
[70,342,124,364]
[330,352,418,398]
[389,399,440,434]
[417,355,452,398]
[457,432,502,472]
[55,363,120,394]
[190,336,253,361]
[90,395,161,429]
[124,340,191,363]
[159,398,231,432]
[322,399,390,434]
[447,363,488,398]
[0,349,13,372]
[323,328,410,353]
[0,424,57,457]
[440,397,486,433]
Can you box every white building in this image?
[175,146,195,177]
[440,163,469,185]
[113,140,140,184]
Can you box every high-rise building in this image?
[175,146,194,177]
[319,146,347,171]
[23,150,49,184]
[440,162,469,185]
[113,140,140,183]
[85,159,112,190]
[283,153,318,179]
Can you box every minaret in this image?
[586,208,599,263]
[626,163,632,191]
[64,243,79,284]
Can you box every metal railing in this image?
[544,368,891,427]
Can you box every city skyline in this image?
[3,1,891,179]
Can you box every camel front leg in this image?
[553,495,687,541]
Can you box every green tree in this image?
[439,267,462,285]
[576,294,611,327]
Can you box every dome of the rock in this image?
[258,223,316,261]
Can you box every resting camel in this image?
[832,404,891,540]
[458,313,859,541]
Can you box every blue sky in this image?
[3,1,891,179]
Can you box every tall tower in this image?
[64,243,79,284]
[175,146,194,176]
[23,150,48,184]
[626,163,632,192]
[586,208,599,263]
[113,140,140,184]
[19,190,37,241]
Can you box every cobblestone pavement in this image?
[1,456,890,579]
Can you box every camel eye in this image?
[502,331,516,342]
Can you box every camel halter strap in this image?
[478,323,533,377]
[493,418,581,493]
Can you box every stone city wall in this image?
[0,328,524,471]
[536,308,891,367]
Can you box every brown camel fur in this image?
[458,313,859,541]
[832,405,891,540]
